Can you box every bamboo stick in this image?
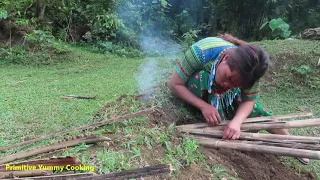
[178,112,313,129]
[178,118,320,131]
[9,173,96,180]
[201,138,320,151]
[31,149,69,160]
[179,129,320,144]
[239,118,320,131]
[0,156,81,171]
[76,164,173,180]
[0,170,52,178]
[237,112,313,124]
[0,108,154,152]
[245,141,320,151]
[0,156,81,172]
[0,135,110,164]
[194,136,320,159]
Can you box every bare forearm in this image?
[169,84,208,110]
[232,100,255,124]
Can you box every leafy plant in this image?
[290,65,311,76]
[162,137,205,174]
[15,18,29,26]
[95,41,143,58]
[97,150,133,174]
[0,9,8,19]
[91,14,123,41]
[260,18,291,39]
[24,30,54,44]
[182,30,200,47]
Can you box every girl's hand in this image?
[223,120,241,140]
[200,103,221,126]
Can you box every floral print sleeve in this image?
[174,45,204,81]
[241,81,260,101]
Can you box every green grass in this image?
[0,46,142,148]
[0,39,320,179]
[257,39,320,178]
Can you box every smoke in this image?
[135,59,159,96]
[138,24,182,57]
[136,27,182,99]
[117,1,184,99]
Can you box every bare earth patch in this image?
[153,105,316,180]
[93,93,317,180]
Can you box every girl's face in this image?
[215,54,242,89]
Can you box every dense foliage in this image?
[0,0,319,51]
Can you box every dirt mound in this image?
[201,147,316,180]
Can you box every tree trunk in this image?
[36,0,46,23]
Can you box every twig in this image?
[60,95,96,99]
[24,1,34,17]
[66,10,73,42]
[9,19,12,48]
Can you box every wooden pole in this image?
[0,108,154,152]
[244,141,320,151]
[194,136,320,159]
[178,118,320,131]
[179,129,320,144]
[240,118,320,131]
[77,164,173,180]
[177,112,313,129]
[237,112,313,124]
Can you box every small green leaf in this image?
[160,0,168,7]
[279,23,290,32]
[282,30,291,38]
[0,9,8,19]
[301,65,311,71]
[259,21,269,30]
[269,18,286,32]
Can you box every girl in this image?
[168,34,310,165]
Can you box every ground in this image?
[82,92,318,180]
[0,39,320,179]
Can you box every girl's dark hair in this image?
[218,33,270,89]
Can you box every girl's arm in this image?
[223,100,255,139]
[168,71,221,126]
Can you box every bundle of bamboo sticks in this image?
[177,112,320,160]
